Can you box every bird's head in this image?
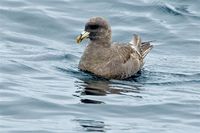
[76,17,112,45]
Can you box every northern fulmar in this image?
[76,17,153,79]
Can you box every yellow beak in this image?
[76,31,90,44]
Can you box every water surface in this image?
[0,0,200,132]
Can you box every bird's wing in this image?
[100,45,142,79]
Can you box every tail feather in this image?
[134,34,141,48]
[141,42,153,58]
[130,34,153,58]
[129,34,142,56]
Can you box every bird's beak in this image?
[76,31,90,44]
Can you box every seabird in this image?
[76,17,153,79]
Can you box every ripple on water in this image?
[0,60,41,75]
[1,0,200,133]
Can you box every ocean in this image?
[0,0,200,132]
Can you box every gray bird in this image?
[76,17,153,79]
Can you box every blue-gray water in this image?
[0,0,200,133]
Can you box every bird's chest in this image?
[79,47,110,70]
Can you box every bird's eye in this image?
[89,25,100,30]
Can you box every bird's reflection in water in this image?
[80,98,104,104]
[74,119,106,132]
[81,80,120,96]
[75,74,143,104]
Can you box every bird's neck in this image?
[79,41,111,70]
[89,40,111,48]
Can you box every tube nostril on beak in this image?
[76,31,90,44]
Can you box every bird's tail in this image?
[130,34,153,58]
[141,41,153,58]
